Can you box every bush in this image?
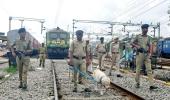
[4,67,17,74]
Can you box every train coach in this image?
[7,29,41,66]
[46,27,70,59]
[157,37,170,58]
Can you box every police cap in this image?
[100,37,104,40]
[141,24,149,29]
[18,28,26,34]
[76,30,84,35]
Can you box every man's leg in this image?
[109,54,115,75]
[101,53,106,71]
[73,59,79,92]
[98,53,102,70]
[80,59,91,92]
[42,54,45,68]
[145,57,157,90]
[39,54,42,67]
[22,58,30,90]
[16,57,23,88]
[135,53,143,88]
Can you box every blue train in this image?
[157,37,170,58]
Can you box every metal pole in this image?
[110,24,113,35]
[153,27,156,37]
[20,20,24,28]
[9,17,12,31]
[123,25,126,32]
[72,19,75,40]
[157,22,160,38]
[41,22,44,34]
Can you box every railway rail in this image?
[51,60,59,100]
[93,59,170,100]
[51,59,145,100]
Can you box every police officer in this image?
[85,39,92,71]
[109,37,121,77]
[11,28,32,90]
[69,30,91,92]
[131,24,158,90]
[96,37,106,71]
[39,43,46,68]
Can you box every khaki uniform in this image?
[96,43,106,69]
[39,47,46,67]
[109,42,120,74]
[15,40,32,86]
[133,34,153,86]
[70,40,87,88]
[86,44,92,70]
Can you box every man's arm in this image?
[131,36,140,49]
[69,41,74,65]
[147,37,152,58]
[96,44,99,52]
[11,42,16,57]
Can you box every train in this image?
[157,37,170,58]
[46,27,70,59]
[7,29,41,66]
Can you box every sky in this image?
[0,0,170,43]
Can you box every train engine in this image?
[46,27,70,59]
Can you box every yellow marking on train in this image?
[164,82,170,86]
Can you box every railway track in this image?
[51,60,59,100]
[51,59,145,100]
[0,62,12,85]
[93,59,170,99]
[0,61,8,64]
[97,58,170,82]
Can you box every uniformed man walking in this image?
[131,24,158,90]
[96,37,106,71]
[109,37,121,77]
[69,30,91,92]
[11,28,32,90]
[39,43,46,68]
[85,39,92,72]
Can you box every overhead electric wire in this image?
[130,0,168,19]
[113,0,155,20]
[127,0,137,7]
[54,0,64,27]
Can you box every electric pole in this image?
[9,16,45,34]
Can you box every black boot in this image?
[22,84,27,90]
[84,88,91,92]
[78,81,83,84]
[39,61,42,67]
[150,86,158,90]
[18,82,23,88]
[108,72,112,76]
[117,74,123,77]
[135,83,140,88]
[73,87,77,92]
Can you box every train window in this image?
[49,33,58,39]
[60,34,67,39]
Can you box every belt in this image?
[73,56,86,60]
[137,48,148,53]
[99,52,106,54]
[112,52,119,54]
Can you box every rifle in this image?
[15,51,33,59]
[137,48,148,53]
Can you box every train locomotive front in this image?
[46,27,70,59]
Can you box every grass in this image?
[4,66,17,74]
